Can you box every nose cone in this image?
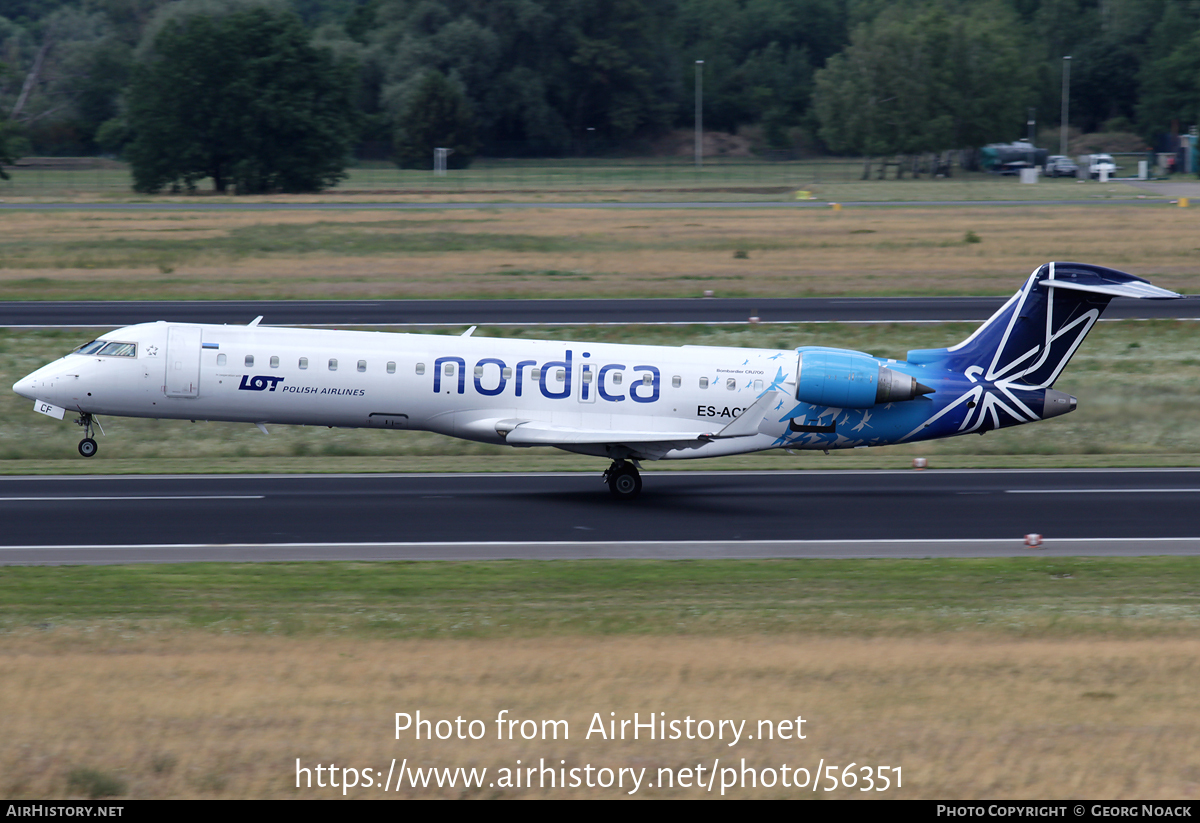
[13,373,38,400]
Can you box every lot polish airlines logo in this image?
[240,375,284,391]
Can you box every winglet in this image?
[248,316,264,327]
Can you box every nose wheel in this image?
[74,412,99,458]
[603,461,642,499]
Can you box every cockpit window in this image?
[74,340,136,357]
[97,342,136,357]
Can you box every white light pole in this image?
[695,60,704,169]
[434,147,453,176]
[1060,56,1071,157]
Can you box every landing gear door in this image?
[165,325,201,398]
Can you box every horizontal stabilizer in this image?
[1039,279,1180,299]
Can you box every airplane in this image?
[12,262,1180,499]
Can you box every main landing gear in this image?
[75,412,98,458]
[603,460,642,499]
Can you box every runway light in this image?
[1024,533,1043,548]
[912,457,927,470]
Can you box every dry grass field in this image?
[0,203,1197,300]
[1,557,1198,800]
[2,633,1198,799]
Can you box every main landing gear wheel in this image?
[78,438,97,458]
[604,461,642,499]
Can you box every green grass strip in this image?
[2,558,1198,639]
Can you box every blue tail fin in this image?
[906,262,1179,387]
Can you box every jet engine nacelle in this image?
[796,350,933,409]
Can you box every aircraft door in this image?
[165,326,201,397]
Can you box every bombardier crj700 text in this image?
[12,263,1180,498]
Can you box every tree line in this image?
[1,0,1197,192]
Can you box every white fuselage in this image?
[14,322,799,460]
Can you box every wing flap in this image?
[501,422,710,446]
[497,398,780,447]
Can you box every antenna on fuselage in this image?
[461,326,476,337]
[248,316,263,327]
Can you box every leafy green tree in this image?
[813,3,1033,168]
[126,6,356,193]
[0,61,17,177]
[673,0,845,134]
[0,119,16,179]
[922,4,1033,151]
[1136,29,1200,137]
[393,68,478,169]
[811,12,926,164]
[1136,3,1200,138]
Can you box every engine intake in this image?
[796,351,933,409]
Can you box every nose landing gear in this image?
[603,460,642,499]
[74,412,99,458]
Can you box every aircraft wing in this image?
[711,390,782,438]
[500,421,709,446]
[496,390,783,447]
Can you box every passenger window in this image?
[531,368,541,380]
[245,355,254,367]
[444,363,455,376]
[699,377,709,389]
[613,372,623,385]
[556,369,566,382]
[216,354,226,366]
[672,375,681,388]
[416,363,425,375]
[299,357,308,369]
[329,359,338,371]
[474,365,483,377]
[582,370,593,383]
[642,373,653,386]
[270,356,279,368]
[358,360,367,372]
[726,378,736,390]
[387,362,396,374]
[502,367,512,379]
[754,379,763,391]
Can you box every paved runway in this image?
[3,294,1197,328]
[0,199,1172,212]
[4,469,1199,564]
